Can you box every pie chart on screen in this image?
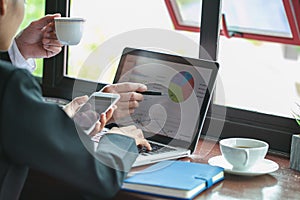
[168,71,195,103]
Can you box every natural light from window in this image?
[67,0,300,119]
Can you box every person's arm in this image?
[8,39,36,73]
[15,14,62,60]
[7,14,62,73]
[0,68,138,199]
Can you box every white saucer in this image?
[208,155,279,176]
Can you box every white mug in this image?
[219,138,269,170]
[54,17,86,45]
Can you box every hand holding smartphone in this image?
[73,92,120,134]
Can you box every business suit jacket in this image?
[0,60,138,200]
[0,52,10,62]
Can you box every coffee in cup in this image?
[54,17,86,45]
[219,138,269,170]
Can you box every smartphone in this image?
[73,92,120,134]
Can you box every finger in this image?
[43,44,62,51]
[89,121,101,136]
[74,95,89,104]
[43,31,60,40]
[105,107,115,122]
[112,105,117,110]
[42,31,62,44]
[42,22,55,33]
[43,39,62,47]
[118,92,144,102]
[43,35,61,44]
[103,82,147,93]
[46,51,60,58]
[116,100,140,110]
[137,139,152,151]
[80,102,92,112]
[43,31,62,45]
[99,113,106,131]
[31,13,61,29]
[43,45,62,56]
[44,21,56,31]
[72,95,88,112]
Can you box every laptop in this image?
[113,47,219,167]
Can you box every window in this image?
[21,0,46,77]
[166,1,300,119]
[43,0,201,97]
[43,0,300,154]
[166,0,300,45]
[165,0,300,118]
[67,0,179,83]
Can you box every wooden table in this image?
[114,138,300,200]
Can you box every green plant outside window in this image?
[20,0,46,77]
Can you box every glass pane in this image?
[21,0,46,77]
[66,0,299,119]
[176,0,202,27]
[222,0,292,38]
[67,0,195,83]
[173,0,292,38]
[215,37,300,118]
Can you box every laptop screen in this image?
[113,48,219,152]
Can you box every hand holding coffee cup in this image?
[54,17,85,45]
[220,138,269,171]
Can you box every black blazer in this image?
[0,52,10,62]
[0,60,138,200]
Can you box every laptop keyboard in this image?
[138,143,176,156]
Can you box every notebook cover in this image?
[123,160,224,199]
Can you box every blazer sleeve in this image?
[0,69,138,199]
[0,52,11,62]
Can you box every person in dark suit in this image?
[0,0,150,199]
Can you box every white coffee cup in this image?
[54,17,86,45]
[219,138,269,170]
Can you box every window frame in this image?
[43,0,105,100]
[42,0,300,155]
[165,0,300,45]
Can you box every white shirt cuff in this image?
[8,39,36,73]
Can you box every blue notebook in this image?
[122,160,224,199]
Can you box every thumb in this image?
[33,13,62,29]
[63,95,88,118]
[71,95,88,112]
